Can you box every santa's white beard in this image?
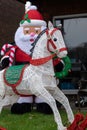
[14,27,38,55]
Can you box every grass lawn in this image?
[0,108,86,130]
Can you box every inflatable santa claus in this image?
[0,1,63,114]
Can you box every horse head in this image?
[47,21,67,58]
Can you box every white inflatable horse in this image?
[0,22,74,130]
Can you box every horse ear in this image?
[48,21,54,29]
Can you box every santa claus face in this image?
[23,26,41,43]
[15,25,45,55]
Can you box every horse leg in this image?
[0,70,6,113]
[0,70,5,98]
[30,85,66,130]
[0,95,19,113]
[9,95,19,105]
[0,96,9,113]
[0,98,3,113]
[51,86,74,124]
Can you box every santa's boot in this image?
[78,115,87,130]
[67,113,84,130]
[35,97,53,114]
[11,96,33,114]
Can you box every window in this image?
[53,13,87,70]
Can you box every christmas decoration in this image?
[0,20,74,130]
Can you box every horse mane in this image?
[30,28,47,56]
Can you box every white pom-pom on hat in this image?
[30,5,37,10]
[25,1,37,13]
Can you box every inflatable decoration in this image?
[0,21,74,130]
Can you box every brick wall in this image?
[39,0,87,22]
[0,0,24,49]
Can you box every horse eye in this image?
[53,38,57,42]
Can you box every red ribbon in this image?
[30,53,56,66]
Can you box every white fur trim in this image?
[30,5,37,10]
[35,97,46,103]
[20,20,47,27]
[17,96,33,103]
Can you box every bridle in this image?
[46,28,67,53]
[30,28,67,66]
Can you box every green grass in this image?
[0,108,86,130]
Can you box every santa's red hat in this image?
[20,1,47,27]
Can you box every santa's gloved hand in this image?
[0,56,9,69]
[54,61,64,72]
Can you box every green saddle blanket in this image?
[4,65,27,86]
